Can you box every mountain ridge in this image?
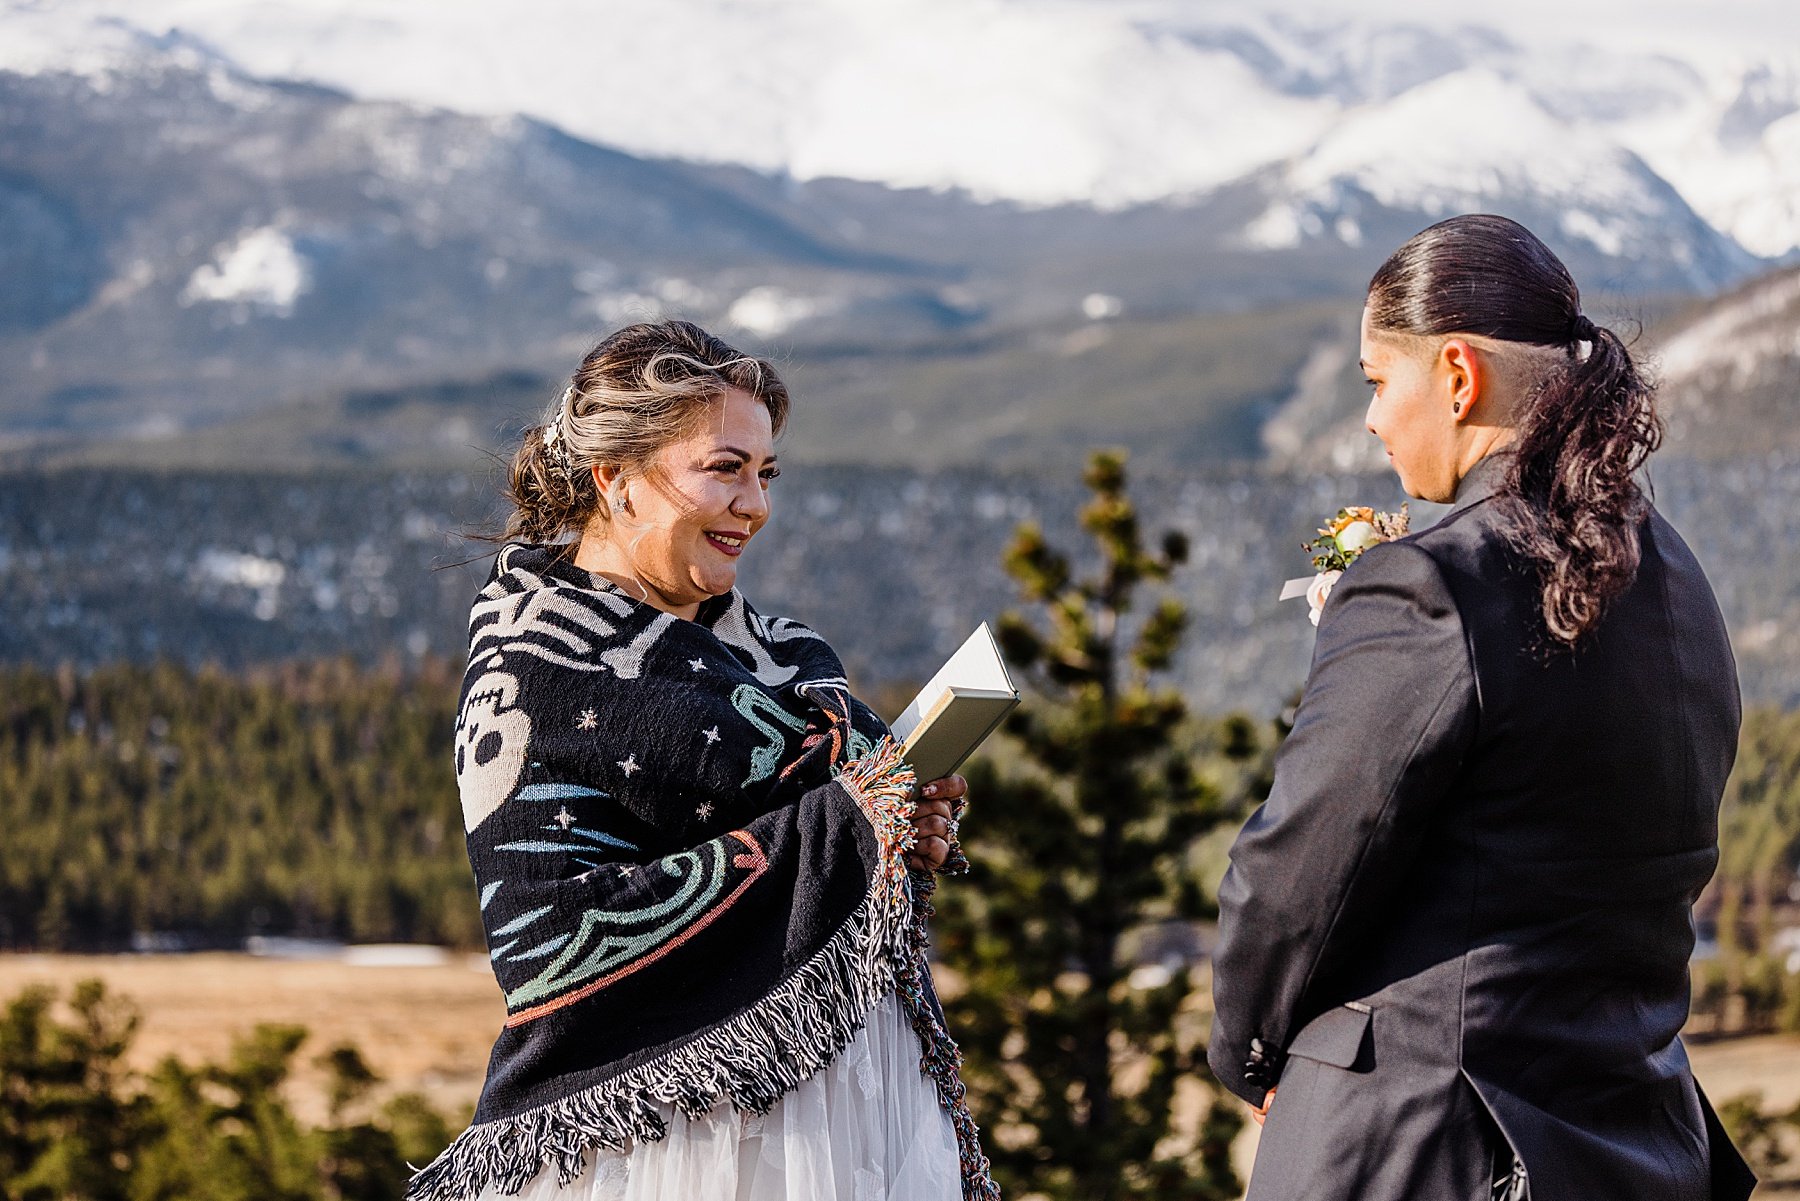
[7,1,1794,254]
[1,33,1776,466]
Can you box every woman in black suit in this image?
[1208,214,1755,1201]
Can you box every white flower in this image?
[1335,520,1378,556]
[1307,570,1343,626]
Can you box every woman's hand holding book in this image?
[908,774,967,873]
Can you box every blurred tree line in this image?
[1689,707,1800,1038]
[0,657,482,951]
[1654,706,1800,1186]
[8,453,1800,1198]
[2,451,1272,1201]
[0,977,452,1200]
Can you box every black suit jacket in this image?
[1208,455,1755,1201]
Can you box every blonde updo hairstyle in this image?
[505,320,790,548]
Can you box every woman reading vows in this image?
[407,321,998,1201]
[1208,216,1755,1201]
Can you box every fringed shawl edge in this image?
[405,740,1000,1201]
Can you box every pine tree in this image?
[0,979,455,1200]
[934,449,1268,1200]
[0,980,141,1201]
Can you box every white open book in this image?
[889,623,1021,783]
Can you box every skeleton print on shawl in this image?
[408,543,999,1201]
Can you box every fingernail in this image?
[923,783,938,796]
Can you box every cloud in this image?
[1157,0,1796,56]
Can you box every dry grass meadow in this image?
[7,952,1800,1194]
[0,952,502,1127]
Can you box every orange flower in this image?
[1322,507,1376,538]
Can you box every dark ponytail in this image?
[1367,214,1662,647]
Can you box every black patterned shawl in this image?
[405,543,998,1201]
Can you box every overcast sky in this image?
[1124,0,1795,57]
[8,0,1792,68]
[12,0,1796,55]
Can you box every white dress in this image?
[473,993,963,1201]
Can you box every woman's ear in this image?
[592,464,628,513]
[1440,338,1481,423]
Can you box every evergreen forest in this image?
[0,657,480,952]
[8,456,1800,1194]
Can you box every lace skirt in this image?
[472,992,963,1201]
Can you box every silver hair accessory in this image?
[541,421,573,481]
[541,384,579,479]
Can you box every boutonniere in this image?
[1279,506,1410,625]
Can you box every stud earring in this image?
[612,493,628,513]
[1452,402,1463,414]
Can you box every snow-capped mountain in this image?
[0,41,981,449]
[1238,68,1750,290]
[4,0,1795,258]
[0,0,1792,464]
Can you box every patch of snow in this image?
[1251,69,1680,254]
[1261,340,1353,462]
[726,286,824,337]
[196,548,285,590]
[195,548,285,620]
[1081,292,1124,320]
[245,936,345,959]
[1600,59,1800,257]
[180,227,309,314]
[343,944,451,967]
[1658,270,1800,380]
[1241,202,1310,249]
[1294,71,1637,210]
[1559,209,1626,258]
[1662,103,1800,260]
